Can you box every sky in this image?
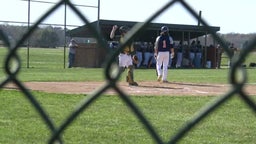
[0,0,255,34]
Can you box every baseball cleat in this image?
[157,75,162,82]
[161,80,169,83]
[129,82,138,86]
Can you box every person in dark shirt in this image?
[175,41,183,68]
[154,26,174,83]
[68,39,78,68]
[189,40,196,68]
[195,40,202,68]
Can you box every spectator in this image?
[228,43,237,67]
[216,44,223,68]
[68,39,78,68]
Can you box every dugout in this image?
[73,42,107,68]
[206,45,217,68]
[67,19,220,68]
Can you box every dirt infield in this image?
[4,81,256,96]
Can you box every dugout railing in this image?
[1,0,256,143]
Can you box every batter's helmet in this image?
[161,26,169,33]
[119,26,129,34]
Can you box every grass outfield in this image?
[0,48,255,83]
[0,47,256,143]
[0,47,255,83]
[1,90,256,144]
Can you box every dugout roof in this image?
[67,19,220,42]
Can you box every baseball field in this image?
[1,47,256,143]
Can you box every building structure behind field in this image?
[67,19,220,68]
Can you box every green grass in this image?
[1,47,256,143]
[3,66,256,84]
[1,90,256,144]
[0,47,255,83]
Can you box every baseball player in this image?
[175,41,183,68]
[110,25,138,86]
[143,42,151,67]
[154,26,174,83]
[189,40,196,68]
[195,40,202,68]
[134,41,143,68]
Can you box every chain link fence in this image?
[1,0,256,143]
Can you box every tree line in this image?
[0,24,66,48]
[0,24,255,49]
